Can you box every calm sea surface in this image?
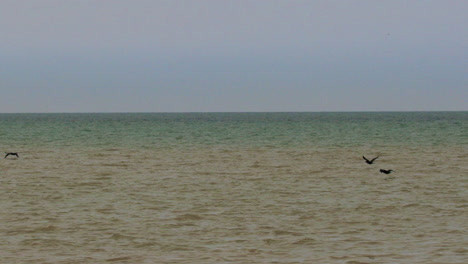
[0,112,466,263]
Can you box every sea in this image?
[0,112,466,264]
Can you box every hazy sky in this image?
[1,0,466,112]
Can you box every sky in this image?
[1,0,467,113]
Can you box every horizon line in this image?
[0,110,466,114]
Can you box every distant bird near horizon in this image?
[363,156,379,164]
[380,169,394,174]
[4,152,19,158]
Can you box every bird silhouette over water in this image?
[363,156,379,164]
[380,169,394,174]
[4,152,19,158]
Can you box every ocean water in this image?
[0,112,466,263]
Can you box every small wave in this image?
[20,238,75,246]
[95,171,115,177]
[33,225,58,233]
[292,237,317,245]
[102,162,130,168]
[106,256,134,262]
[174,213,204,221]
[262,238,282,245]
[453,248,468,254]
[103,148,121,152]
[356,240,385,246]
[273,230,302,236]
[110,233,137,240]
[76,181,106,187]
[403,203,420,208]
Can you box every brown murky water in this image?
[1,143,466,263]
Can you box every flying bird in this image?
[4,152,19,158]
[380,169,394,174]
[363,156,379,164]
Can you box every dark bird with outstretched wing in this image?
[363,156,379,164]
[4,152,19,158]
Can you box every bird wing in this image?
[362,156,369,162]
[371,156,379,162]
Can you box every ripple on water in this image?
[1,134,467,263]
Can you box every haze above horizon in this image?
[1,0,466,113]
